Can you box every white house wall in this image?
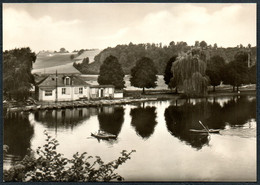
[114,92,123,99]
[90,87,114,99]
[39,89,55,101]
[39,86,90,102]
[39,86,116,102]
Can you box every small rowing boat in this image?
[91,131,117,139]
[189,129,220,134]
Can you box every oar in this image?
[199,120,210,135]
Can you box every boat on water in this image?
[91,130,117,140]
[189,129,220,134]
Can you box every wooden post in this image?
[55,70,58,103]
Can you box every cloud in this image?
[107,4,256,47]
[3,7,82,52]
[3,3,256,52]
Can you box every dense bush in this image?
[3,47,36,101]
[4,131,135,182]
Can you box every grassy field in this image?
[80,75,169,90]
[32,63,81,74]
[74,50,101,63]
[32,50,101,74]
[33,52,76,69]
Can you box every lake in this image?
[4,95,256,181]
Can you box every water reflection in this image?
[165,102,211,150]
[165,96,256,150]
[220,96,256,126]
[130,106,157,139]
[97,106,124,136]
[34,108,90,130]
[4,112,34,164]
[3,95,256,180]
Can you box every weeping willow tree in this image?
[171,49,209,97]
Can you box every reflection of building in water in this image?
[34,108,91,129]
[89,107,99,116]
[100,106,114,114]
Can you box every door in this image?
[100,89,104,98]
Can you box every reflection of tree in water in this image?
[34,108,90,130]
[130,106,157,139]
[204,96,256,128]
[220,96,256,126]
[164,102,210,150]
[165,95,256,150]
[97,106,124,136]
[4,112,34,163]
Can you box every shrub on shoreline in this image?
[4,131,135,182]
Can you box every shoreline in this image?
[5,97,158,113]
[4,89,256,113]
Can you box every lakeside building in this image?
[35,74,115,102]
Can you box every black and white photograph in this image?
[2,2,257,182]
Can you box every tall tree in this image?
[171,48,209,97]
[248,64,256,84]
[222,51,249,91]
[200,41,207,49]
[3,47,36,101]
[195,41,200,47]
[163,55,178,88]
[98,55,125,90]
[206,55,225,92]
[130,57,158,94]
[59,48,67,53]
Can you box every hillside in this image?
[74,50,101,63]
[33,52,76,69]
[32,50,101,74]
[78,43,256,75]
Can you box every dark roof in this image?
[34,74,49,85]
[38,74,90,87]
[90,85,114,88]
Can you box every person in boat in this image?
[98,130,106,135]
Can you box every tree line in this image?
[77,41,256,75]
[164,49,256,96]
[3,43,256,101]
[98,47,256,96]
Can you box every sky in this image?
[3,3,257,52]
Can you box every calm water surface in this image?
[4,95,256,181]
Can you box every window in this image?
[79,87,83,94]
[62,88,66,94]
[91,88,96,94]
[79,110,83,117]
[62,110,65,118]
[45,90,52,96]
[65,77,70,85]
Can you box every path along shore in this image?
[5,97,158,113]
[5,88,256,113]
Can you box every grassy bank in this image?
[125,84,256,100]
